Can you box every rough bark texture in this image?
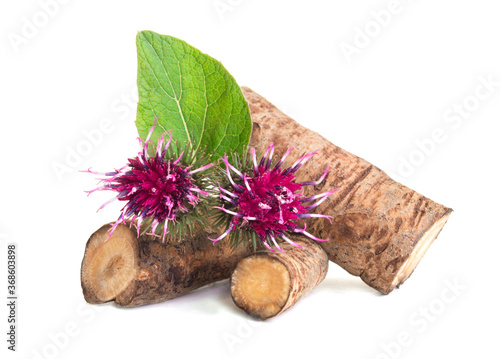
[81,223,253,307]
[231,236,328,320]
[243,87,452,294]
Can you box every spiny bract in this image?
[212,144,338,252]
[85,121,215,242]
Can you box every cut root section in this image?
[81,224,139,303]
[231,236,328,320]
[231,255,291,319]
[390,211,452,291]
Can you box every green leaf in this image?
[136,31,252,159]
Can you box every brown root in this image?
[231,236,328,320]
[243,86,452,294]
[81,223,253,307]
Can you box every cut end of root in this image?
[81,224,139,303]
[389,210,453,293]
[231,255,290,320]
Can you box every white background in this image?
[1,1,499,358]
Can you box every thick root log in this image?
[243,87,452,294]
[231,236,328,320]
[81,223,252,307]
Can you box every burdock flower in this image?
[212,144,338,251]
[85,121,215,242]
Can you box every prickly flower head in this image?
[212,144,338,252]
[85,121,215,242]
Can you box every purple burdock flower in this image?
[211,144,338,252]
[85,121,215,242]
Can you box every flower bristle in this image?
[85,120,217,242]
[212,144,338,252]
